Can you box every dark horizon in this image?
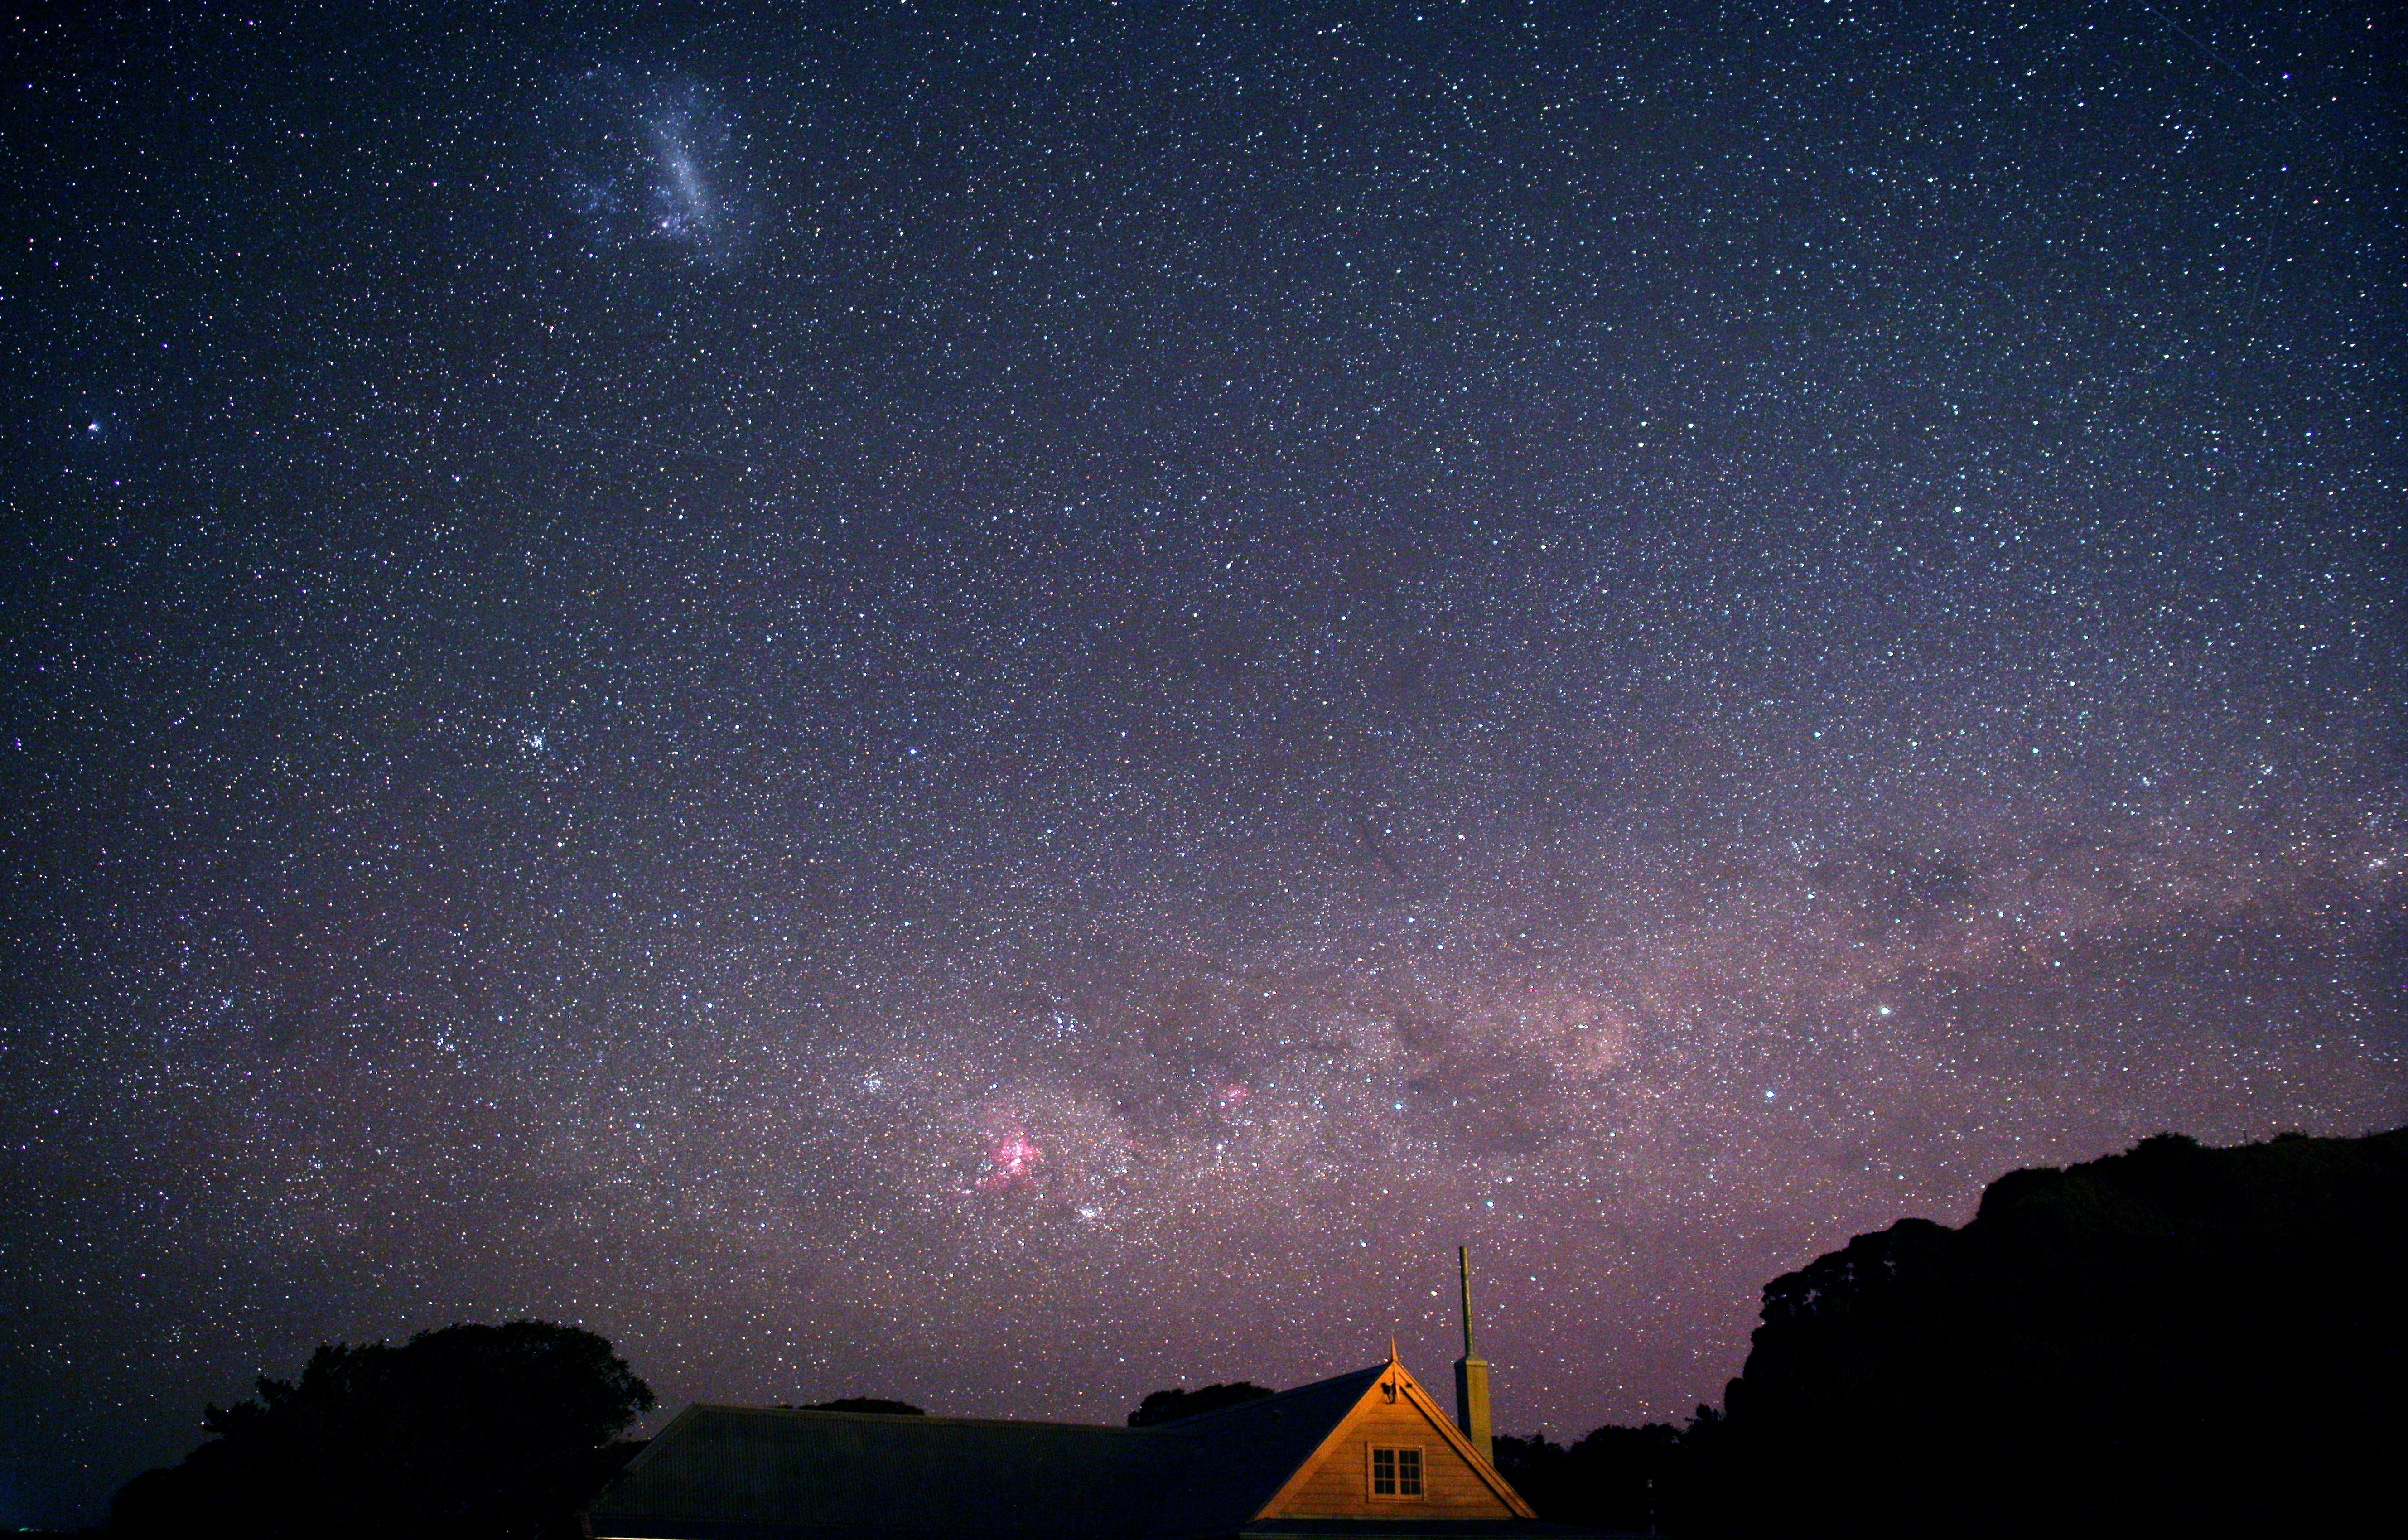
[4,1,2399,1527]
[97,1125,2408,1540]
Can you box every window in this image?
[1370,1446,1423,1498]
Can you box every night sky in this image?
[4,0,2401,1526]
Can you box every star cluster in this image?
[1,2,2399,1527]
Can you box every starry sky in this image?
[3,0,2401,1526]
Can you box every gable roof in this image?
[1134,1363,1390,1536]
[588,1359,1557,1540]
[1250,1355,1535,1524]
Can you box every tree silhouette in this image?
[111,1320,653,1540]
[1496,1419,1694,1534]
[1716,1129,2404,1537]
[1502,1129,2403,1538]
[1127,1381,1274,1426]
[796,1396,925,1415]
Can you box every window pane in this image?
[1371,1447,1396,1496]
[1398,1448,1423,1496]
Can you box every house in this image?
[585,1347,1613,1539]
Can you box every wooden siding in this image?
[1259,1377,1516,1520]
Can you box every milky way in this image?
[2,3,2399,1526]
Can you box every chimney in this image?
[1453,1245,1493,1465]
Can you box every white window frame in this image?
[1368,1443,1425,1500]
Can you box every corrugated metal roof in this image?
[589,1402,1168,1539]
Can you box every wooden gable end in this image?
[1255,1358,1535,1521]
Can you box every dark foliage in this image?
[1716,1128,2404,1536]
[1495,1420,1688,1534]
[1506,1128,2403,1538]
[1127,1381,1275,1426]
[110,1320,654,1540]
[798,1396,926,1415]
